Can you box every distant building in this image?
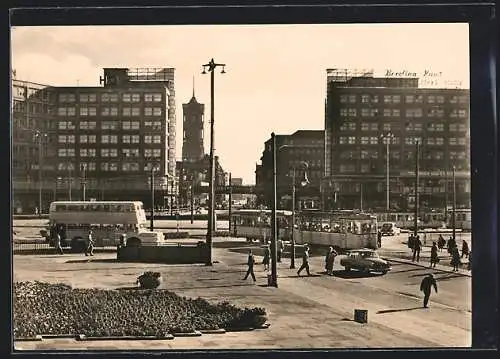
[324,68,470,212]
[11,68,178,212]
[182,81,205,162]
[256,130,325,209]
[177,155,226,209]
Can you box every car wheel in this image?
[381,270,388,275]
[344,266,351,272]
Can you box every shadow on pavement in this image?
[169,283,254,290]
[435,273,465,282]
[332,270,384,279]
[388,267,425,274]
[377,307,423,314]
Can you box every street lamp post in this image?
[81,164,87,201]
[270,132,278,287]
[380,132,394,211]
[452,165,456,240]
[190,177,195,224]
[228,172,232,233]
[68,165,73,201]
[149,165,159,232]
[202,58,226,266]
[413,140,420,237]
[290,162,309,269]
[34,131,47,215]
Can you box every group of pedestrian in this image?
[408,233,423,262]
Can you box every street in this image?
[13,235,471,349]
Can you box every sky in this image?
[10,24,469,184]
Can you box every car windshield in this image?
[382,223,393,230]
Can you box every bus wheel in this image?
[127,237,141,247]
[71,238,86,253]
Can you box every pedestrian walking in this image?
[377,231,382,248]
[461,240,470,259]
[54,231,64,255]
[243,250,256,282]
[467,251,472,271]
[451,246,461,271]
[423,232,427,246]
[408,233,414,250]
[297,246,311,277]
[420,273,438,308]
[85,230,95,256]
[325,246,337,276]
[447,236,456,255]
[437,234,446,252]
[277,239,284,263]
[430,242,439,268]
[262,245,270,271]
[412,235,422,262]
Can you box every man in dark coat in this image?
[262,245,270,271]
[430,242,439,268]
[297,246,311,277]
[412,235,422,262]
[377,231,382,248]
[420,273,438,308]
[461,240,470,259]
[243,250,256,282]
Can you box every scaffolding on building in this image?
[326,68,375,83]
[126,68,174,82]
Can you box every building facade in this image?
[12,68,178,212]
[182,85,205,162]
[256,130,325,209]
[11,78,57,213]
[324,69,471,212]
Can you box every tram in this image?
[231,209,293,243]
[294,210,378,250]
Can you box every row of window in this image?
[60,120,163,130]
[59,121,159,131]
[339,164,468,174]
[58,134,163,144]
[58,148,163,158]
[339,122,467,132]
[57,162,161,172]
[338,136,467,146]
[340,94,468,104]
[339,150,467,160]
[58,106,164,117]
[339,108,468,118]
[59,93,163,103]
[334,181,469,193]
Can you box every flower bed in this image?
[13,281,267,338]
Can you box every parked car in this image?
[380,222,402,236]
[340,248,391,274]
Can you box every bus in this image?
[231,209,293,243]
[295,210,378,250]
[375,212,421,230]
[47,201,165,251]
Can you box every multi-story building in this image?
[256,130,324,209]
[182,84,205,162]
[324,69,470,212]
[11,78,57,213]
[12,68,178,212]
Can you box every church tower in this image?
[182,77,205,162]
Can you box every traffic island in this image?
[117,242,208,264]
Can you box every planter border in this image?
[15,335,43,342]
[199,328,226,334]
[76,334,174,341]
[41,334,82,339]
[172,330,202,337]
[226,323,270,332]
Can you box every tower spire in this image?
[192,75,195,98]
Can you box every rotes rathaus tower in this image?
[182,78,205,162]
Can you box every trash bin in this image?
[354,309,368,323]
